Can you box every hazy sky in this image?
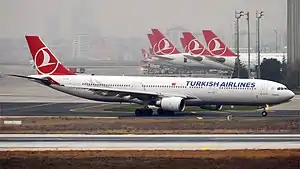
[0,0,286,41]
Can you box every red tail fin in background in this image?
[182,32,212,56]
[180,38,188,53]
[202,30,237,56]
[150,29,180,55]
[147,34,157,49]
[25,35,74,75]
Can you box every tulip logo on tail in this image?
[153,38,175,55]
[187,39,205,55]
[207,37,227,56]
[34,47,59,75]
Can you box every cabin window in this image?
[277,87,288,90]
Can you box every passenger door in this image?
[130,82,145,91]
[258,82,268,99]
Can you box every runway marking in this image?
[0,116,119,119]
[2,103,57,111]
[3,120,22,125]
[202,147,210,150]
[69,103,113,112]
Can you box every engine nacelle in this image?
[156,97,185,112]
[200,105,223,111]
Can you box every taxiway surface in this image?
[0,102,299,117]
[0,134,299,150]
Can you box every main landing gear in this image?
[134,108,175,116]
[134,108,153,116]
[157,108,174,116]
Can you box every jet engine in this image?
[200,105,223,111]
[156,97,185,112]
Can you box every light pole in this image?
[256,10,264,79]
[245,12,251,78]
[273,29,278,53]
[235,10,245,78]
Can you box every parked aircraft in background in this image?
[181,32,233,70]
[202,30,286,70]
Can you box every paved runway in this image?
[0,102,299,118]
[0,134,299,150]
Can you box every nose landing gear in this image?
[261,104,269,117]
[262,110,268,117]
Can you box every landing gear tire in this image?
[157,108,175,116]
[262,111,268,117]
[144,108,153,116]
[135,109,143,117]
[134,108,153,117]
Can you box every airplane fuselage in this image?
[219,53,286,70]
[30,74,294,107]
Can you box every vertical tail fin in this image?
[182,32,212,56]
[25,35,74,75]
[150,29,180,55]
[180,38,188,53]
[147,33,157,49]
[202,30,237,56]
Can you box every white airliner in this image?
[202,30,286,70]
[180,32,233,70]
[147,29,209,70]
[9,35,295,117]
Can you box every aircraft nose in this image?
[287,90,295,100]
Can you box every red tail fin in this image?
[150,29,180,55]
[147,34,157,49]
[182,32,212,56]
[25,35,74,75]
[180,38,188,53]
[202,30,237,56]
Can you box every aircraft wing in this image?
[7,74,197,103]
[64,84,197,101]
